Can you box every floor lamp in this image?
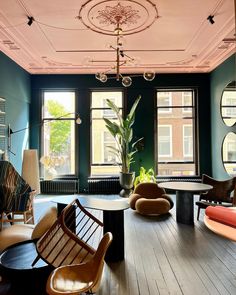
[21,149,40,194]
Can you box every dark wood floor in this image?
[1,194,236,295]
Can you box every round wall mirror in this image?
[221,81,236,126]
[222,132,236,176]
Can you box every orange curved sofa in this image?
[204,206,236,242]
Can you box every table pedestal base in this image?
[176,191,194,225]
[103,210,124,262]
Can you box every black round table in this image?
[0,240,52,294]
[158,181,213,225]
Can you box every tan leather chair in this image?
[129,182,174,215]
[0,206,57,253]
[46,232,113,295]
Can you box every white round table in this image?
[158,182,213,225]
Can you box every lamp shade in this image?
[21,149,40,194]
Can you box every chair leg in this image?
[0,214,2,231]
[197,207,201,221]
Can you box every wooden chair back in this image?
[0,190,36,228]
[200,174,236,204]
[34,199,103,268]
[196,174,236,220]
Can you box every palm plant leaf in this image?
[103,95,142,173]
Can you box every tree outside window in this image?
[41,91,76,178]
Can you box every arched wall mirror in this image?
[221,81,236,127]
[222,132,236,176]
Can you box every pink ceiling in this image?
[0,0,235,75]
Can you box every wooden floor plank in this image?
[1,194,236,295]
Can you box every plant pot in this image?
[119,172,135,198]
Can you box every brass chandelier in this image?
[78,0,158,87]
[93,26,155,87]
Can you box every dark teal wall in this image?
[31,73,211,191]
[1,48,234,188]
[210,54,236,179]
[0,51,31,172]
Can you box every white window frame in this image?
[183,125,193,157]
[158,125,172,157]
[103,98,115,118]
[103,131,118,163]
[41,90,76,176]
[182,92,192,113]
[157,92,172,113]
[90,90,123,176]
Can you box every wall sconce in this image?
[7,113,82,155]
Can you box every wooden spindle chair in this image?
[33,199,104,268]
[46,232,113,295]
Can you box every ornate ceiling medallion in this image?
[78,0,159,36]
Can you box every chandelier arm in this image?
[116,47,120,81]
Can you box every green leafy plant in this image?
[134,166,155,187]
[104,95,143,173]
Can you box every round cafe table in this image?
[0,240,51,294]
[158,182,213,225]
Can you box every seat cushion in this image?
[135,198,170,215]
[0,206,57,253]
[31,206,57,240]
[0,224,34,253]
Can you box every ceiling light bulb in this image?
[76,116,82,124]
[143,71,155,81]
[122,76,132,87]
[95,73,101,80]
[100,73,107,83]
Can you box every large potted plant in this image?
[104,95,143,197]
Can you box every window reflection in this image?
[221,81,236,127]
[222,132,236,176]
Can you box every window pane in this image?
[156,90,196,176]
[222,132,236,176]
[221,91,236,126]
[183,125,193,157]
[91,92,122,108]
[43,92,75,118]
[158,126,172,157]
[157,92,172,112]
[182,91,193,112]
[158,163,195,176]
[91,91,123,176]
[42,91,76,177]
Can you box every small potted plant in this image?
[134,166,155,188]
[104,95,143,197]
